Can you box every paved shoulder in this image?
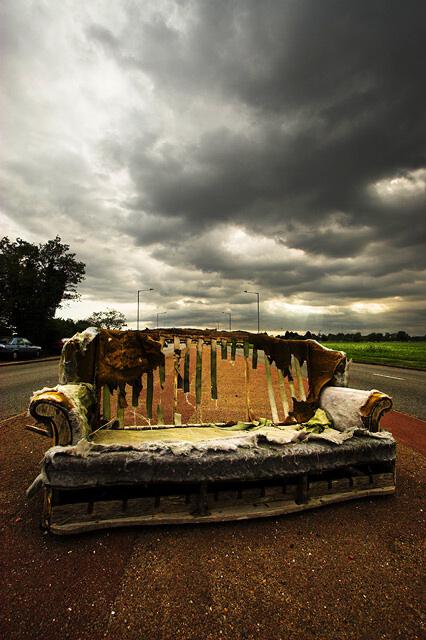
[382,411,426,457]
[0,360,60,419]
[348,362,426,420]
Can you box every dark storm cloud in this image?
[2,1,426,332]
[95,0,426,256]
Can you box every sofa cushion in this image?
[41,430,396,488]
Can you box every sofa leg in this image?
[41,487,52,531]
[296,475,309,505]
[192,482,210,517]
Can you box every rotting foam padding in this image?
[59,327,99,384]
[319,386,392,432]
[30,383,96,442]
[40,433,396,488]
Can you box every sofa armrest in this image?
[29,383,96,446]
[319,386,392,432]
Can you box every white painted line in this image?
[372,373,405,381]
[0,411,27,425]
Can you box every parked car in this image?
[0,336,42,360]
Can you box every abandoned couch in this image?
[26,328,396,534]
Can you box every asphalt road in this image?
[347,361,426,421]
[0,357,425,421]
[0,359,59,420]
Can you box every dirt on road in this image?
[1,413,425,640]
[1,356,425,640]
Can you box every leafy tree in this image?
[367,332,384,342]
[395,330,410,341]
[45,317,92,345]
[86,308,127,330]
[0,236,85,344]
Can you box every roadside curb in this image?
[0,356,60,368]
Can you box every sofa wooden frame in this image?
[27,329,396,534]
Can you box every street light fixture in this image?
[222,311,232,331]
[137,288,154,330]
[243,290,260,333]
[156,311,167,328]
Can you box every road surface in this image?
[0,359,59,419]
[0,357,425,420]
[347,361,426,420]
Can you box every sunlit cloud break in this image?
[1,0,425,333]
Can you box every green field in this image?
[322,341,426,370]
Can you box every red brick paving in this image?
[382,410,426,456]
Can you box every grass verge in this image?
[321,341,426,370]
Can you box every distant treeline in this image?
[278,330,426,342]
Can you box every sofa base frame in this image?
[42,461,396,534]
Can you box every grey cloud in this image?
[92,1,425,241]
[1,0,425,333]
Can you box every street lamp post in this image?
[156,311,167,328]
[137,288,154,330]
[222,311,232,330]
[243,290,260,333]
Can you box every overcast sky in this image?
[1,0,425,333]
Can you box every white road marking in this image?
[0,411,27,425]
[372,373,405,381]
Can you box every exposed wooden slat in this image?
[290,355,304,401]
[156,366,164,425]
[25,424,51,437]
[49,482,396,534]
[156,403,164,425]
[277,369,289,418]
[231,338,237,361]
[117,384,127,428]
[159,336,166,389]
[183,338,191,393]
[293,356,306,401]
[252,346,258,369]
[117,406,125,428]
[131,380,142,408]
[195,338,203,416]
[173,336,181,422]
[174,336,183,390]
[102,385,111,420]
[42,487,52,531]
[210,338,218,400]
[288,373,296,400]
[264,357,279,423]
[243,341,250,359]
[146,371,154,420]
[221,339,227,360]
[243,340,251,421]
[121,422,236,430]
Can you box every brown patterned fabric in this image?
[97,330,164,390]
[60,328,346,422]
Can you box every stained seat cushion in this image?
[41,425,396,488]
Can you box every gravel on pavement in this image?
[1,354,425,640]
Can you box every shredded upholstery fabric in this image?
[57,328,349,422]
[52,409,392,458]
